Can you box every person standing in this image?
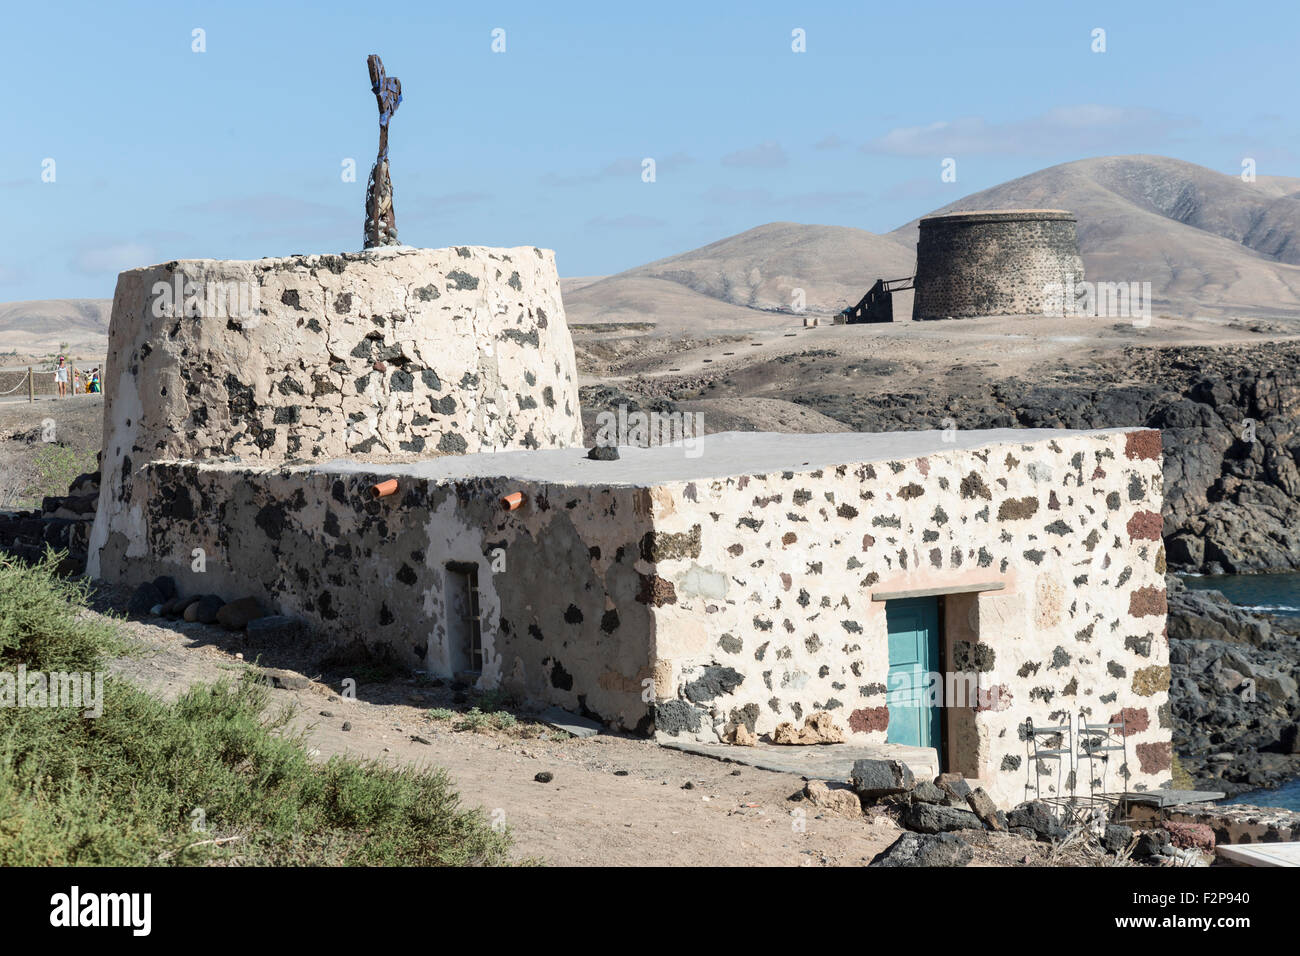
[54,356,68,398]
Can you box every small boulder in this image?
[850,758,915,799]
[170,595,200,619]
[803,780,862,818]
[151,575,178,601]
[869,832,972,867]
[1134,828,1172,860]
[259,668,311,691]
[731,723,757,747]
[126,582,164,617]
[911,781,947,805]
[535,771,554,783]
[192,595,224,625]
[899,802,983,834]
[1102,824,1134,854]
[935,772,972,807]
[246,614,308,643]
[1006,801,1067,843]
[587,445,620,461]
[216,596,265,630]
[965,786,1004,831]
[772,710,845,745]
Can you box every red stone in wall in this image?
[1124,430,1162,461]
[1136,740,1172,774]
[1129,586,1167,618]
[849,706,889,733]
[1126,510,1163,540]
[1108,706,1150,736]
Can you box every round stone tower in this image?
[911,209,1083,321]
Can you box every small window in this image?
[445,562,482,675]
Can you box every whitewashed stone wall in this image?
[644,428,1171,807]
[88,245,582,580]
[102,428,1170,807]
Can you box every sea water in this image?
[1181,572,1300,809]
[1182,572,1300,618]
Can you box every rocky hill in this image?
[0,298,111,359]
[567,155,1300,328]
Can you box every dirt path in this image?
[102,608,1040,867]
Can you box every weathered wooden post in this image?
[27,366,33,403]
[363,54,403,249]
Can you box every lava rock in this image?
[965,786,1004,831]
[850,758,915,800]
[1102,823,1135,854]
[216,596,265,630]
[899,802,984,834]
[126,582,164,617]
[246,614,308,643]
[535,771,554,783]
[935,772,973,807]
[151,575,178,601]
[259,668,311,691]
[192,595,225,625]
[1134,828,1173,859]
[587,445,620,461]
[910,781,947,805]
[869,832,973,867]
[1006,801,1068,843]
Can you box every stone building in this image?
[88,244,1171,808]
[912,210,1084,321]
[88,245,581,581]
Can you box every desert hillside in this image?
[568,155,1300,328]
[0,298,111,361]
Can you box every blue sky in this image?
[1,0,1296,301]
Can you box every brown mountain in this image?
[567,155,1300,328]
[0,299,111,360]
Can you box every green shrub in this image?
[0,553,514,866]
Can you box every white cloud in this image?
[541,152,694,187]
[70,241,157,277]
[863,106,1195,156]
[721,141,788,168]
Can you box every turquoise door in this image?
[886,597,942,750]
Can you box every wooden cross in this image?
[364,55,403,249]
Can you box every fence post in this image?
[27,366,33,403]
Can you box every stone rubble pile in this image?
[0,465,100,573]
[796,757,1212,867]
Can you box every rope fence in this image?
[0,365,105,401]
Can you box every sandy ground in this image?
[99,601,1049,867]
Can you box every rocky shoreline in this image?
[1167,576,1300,796]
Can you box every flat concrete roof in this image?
[1217,842,1300,867]
[262,427,1138,487]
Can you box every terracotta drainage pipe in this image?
[500,491,525,511]
[371,478,399,499]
